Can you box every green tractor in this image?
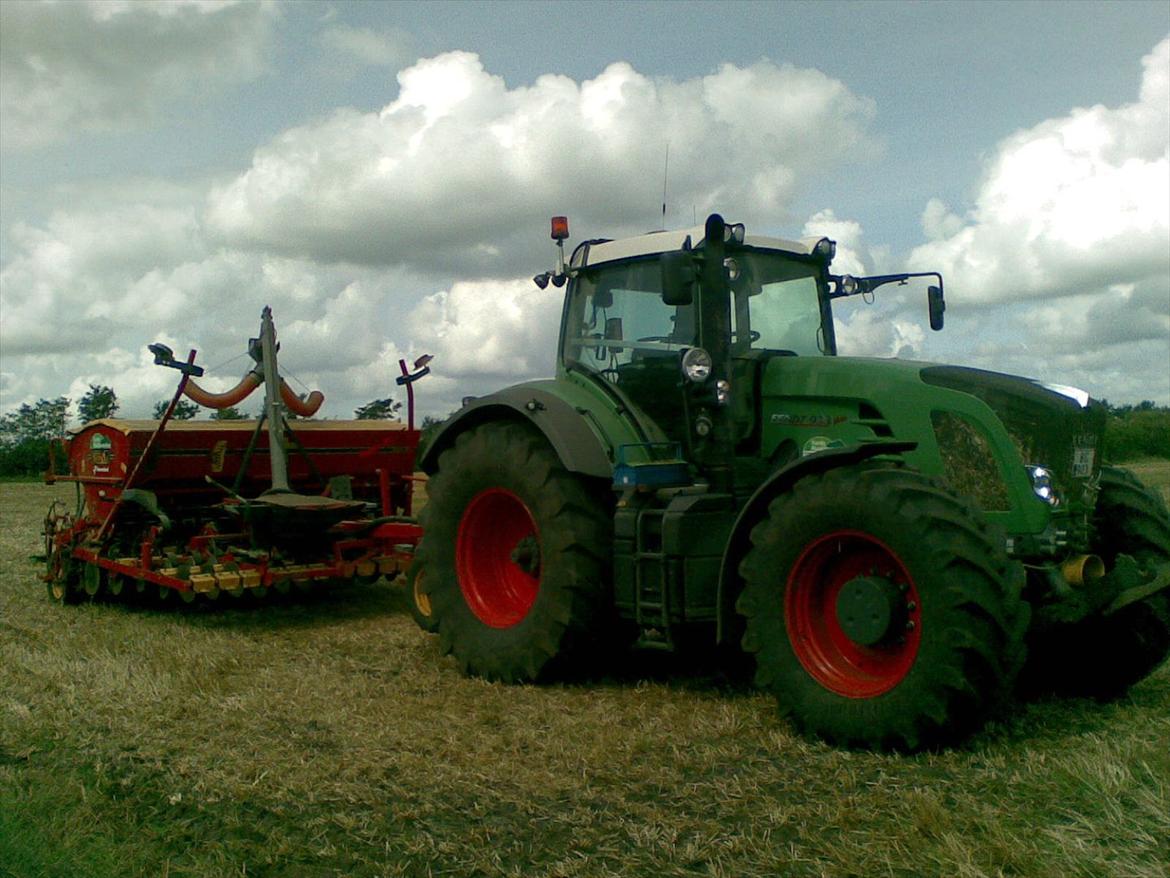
[414,213,1170,750]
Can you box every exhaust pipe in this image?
[1061,554,1105,587]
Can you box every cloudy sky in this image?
[1,0,1168,424]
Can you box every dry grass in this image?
[2,472,1169,878]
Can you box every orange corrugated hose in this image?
[182,371,324,417]
[183,372,261,409]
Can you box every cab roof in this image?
[570,223,826,270]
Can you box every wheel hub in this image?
[835,575,906,646]
[510,536,541,576]
[785,530,922,698]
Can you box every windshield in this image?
[562,257,693,377]
[561,250,829,379]
[729,251,827,356]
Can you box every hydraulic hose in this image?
[183,371,262,409]
[182,371,324,416]
[279,379,324,417]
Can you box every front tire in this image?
[1024,466,1170,699]
[417,421,611,682]
[737,465,1028,751]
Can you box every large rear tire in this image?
[417,421,611,682]
[1024,466,1170,699]
[737,465,1028,751]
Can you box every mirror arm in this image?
[829,271,943,299]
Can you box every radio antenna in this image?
[661,142,669,227]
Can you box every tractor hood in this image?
[758,355,1107,510]
[919,364,1094,416]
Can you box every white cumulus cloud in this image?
[0,0,277,149]
[901,36,1170,403]
[910,37,1170,306]
[206,52,876,275]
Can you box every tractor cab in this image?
[556,216,841,485]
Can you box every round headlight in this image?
[1026,465,1060,506]
[681,347,713,383]
[724,257,740,281]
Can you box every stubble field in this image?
[2,465,1169,878]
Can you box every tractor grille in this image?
[930,411,1010,511]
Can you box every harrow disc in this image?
[43,502,81,605]
[82,562,105,598]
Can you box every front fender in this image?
[418,385,613,479]
[715,440,917,643]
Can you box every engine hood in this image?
[920,365,1094,414]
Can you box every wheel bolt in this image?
[907,601,917,611]
[905,620,916,631]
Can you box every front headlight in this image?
[1026,465,1060,506]
[681,347,712,383]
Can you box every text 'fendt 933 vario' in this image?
[414,213,1170,750]
[43,308,432,607]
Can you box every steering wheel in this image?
[732,330,761,343]
[637,336,672,343]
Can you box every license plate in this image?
[1072,445,1095,478]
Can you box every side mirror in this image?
[928,285,945,331]
[661,251,697,306]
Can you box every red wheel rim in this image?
[456,488,540,628]
[785,530,921,698]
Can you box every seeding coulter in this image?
[42,308,431,604]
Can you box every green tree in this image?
[0,396,70,443]
[1103,404,1170,462]
[209,406,248,420]
[78,384,119,422]
[0,396,71,476]
[354,398,402,420]
[153,398,200,420]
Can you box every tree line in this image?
[1099,400,1170,463]
[0,385,415,477]
[4,384,1164,479]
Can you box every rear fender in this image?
[418,387,613,479]
[715,440,916,644]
